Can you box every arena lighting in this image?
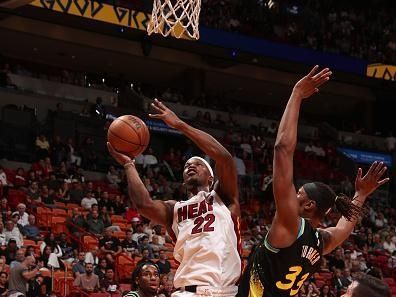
[266,0,276,9]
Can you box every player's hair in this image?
[303,182,364,221]
[131,261,159,290]
[352,274,391,297]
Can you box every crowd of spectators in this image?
[201,0,396,64]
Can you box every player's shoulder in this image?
[164,200,178,207]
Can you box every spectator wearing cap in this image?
[130,216,141,229]
[356,253,368,272]
[81,191,97,210]
[14,204,29,227]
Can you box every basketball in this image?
[107,115,150,157]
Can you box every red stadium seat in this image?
[116,255,135,282]
[52,209,67,217]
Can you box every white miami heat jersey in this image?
[171,190,242,289]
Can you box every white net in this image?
[147,0,201,40]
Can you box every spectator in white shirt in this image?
[375,213,387,229]
[0,166,11,187]
[15,203,29,227]
[304,141,315,156]
[132,223,147,243]
[384,236,396,254]
[85,246,100,266]
[134,154,144,166]
[81,192,98,210]
[4,220,23,247]
[143,148,158,168]
[0,221,6,246]
[240,136,253,156]
[313,142,326,158]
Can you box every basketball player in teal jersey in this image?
[238,66,389,297]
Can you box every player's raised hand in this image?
[293,65,332,99]
[355,161,389,198]
[149,98,182,129]
[107,142,132,166]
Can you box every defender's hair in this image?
[303,182,364,221]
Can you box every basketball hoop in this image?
[147,0,201,40]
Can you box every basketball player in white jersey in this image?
[107,99,241,297]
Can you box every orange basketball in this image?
[107,115,150,157]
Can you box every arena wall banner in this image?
[29,0,190,39]
[29,0,149,32]
[338,147,392,166]
[366,63,396,81]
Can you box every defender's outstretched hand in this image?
[355,161,389,198]
[107,142,132,166]
[293,65,332,99]
[149,98,182,129]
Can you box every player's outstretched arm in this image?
[320,161,389,254]
[270,66,331,247]
[149,99,238,212]
[107,142,175,227]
